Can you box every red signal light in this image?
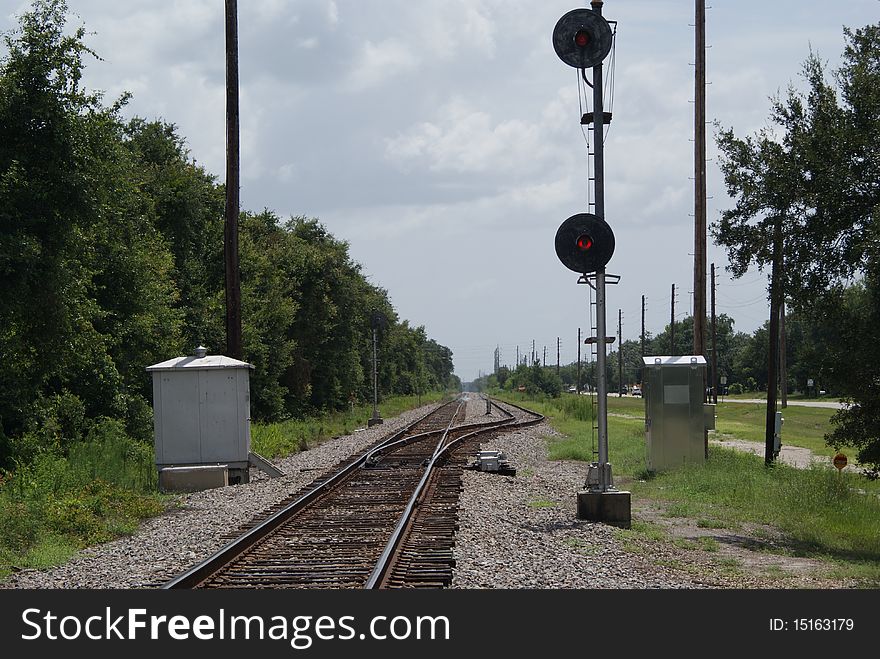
[574,30,590,48]
[576,234,593,251]
[556,213,615,274]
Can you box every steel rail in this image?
[364,400,514,465]
[364,424,506,588]
[163,396,544,589]
[161,399,459,589]
[364,397,543,589]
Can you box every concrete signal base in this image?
[577,490,632,529]
[159,465,229,493]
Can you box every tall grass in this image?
[633,449,880,563]
[251,391,448,458]
[0,391,451,581]
[0,418,163,579]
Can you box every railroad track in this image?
[161,395,542,589]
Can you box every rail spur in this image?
[162,396,543,589]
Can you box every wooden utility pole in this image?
[765,218,783,464]
[618,309,623,396]
[711,263,718,404]
[780,303,787,408]
[224,0,242,359]
[543,346,547,367]
[641,295,646,357]
[693,0,707,366]
[670,283,676,355]
[370,326,380,425]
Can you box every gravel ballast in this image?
[0,395,844,589]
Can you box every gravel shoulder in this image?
[0,396,860,590]
[451,397,861,589]
[1,404,440,589]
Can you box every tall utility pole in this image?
[369,326,381,425]
[670,283,676,355]
[532,339,536,365]
[765,218,783,463]
[224,0,242,359]
[693,0,707,368]
[641,295,646,357]
[577,328,582,393]
[780,303,787,408]
[368,311,385,426]
[618,309,623,396]
[557,337,561,375]
[543,346,547,367]
[711,263,718,404]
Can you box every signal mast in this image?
[552,1,630,527]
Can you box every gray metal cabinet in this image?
[147,347,254,472]
[642,356,707,472]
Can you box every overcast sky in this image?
[4,1,878,382]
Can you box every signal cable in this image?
[603,23,618,144]
[577,68,593,210]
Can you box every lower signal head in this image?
[555,212,615,274]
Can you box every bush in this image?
[0,417,161,570]
[0,500,41,554]
[17,392,89,460]
[728,383,744,395]
[554,393,594,423]
[71,417,156,491]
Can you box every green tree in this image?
[0,0,182,462]
[0,0,463,470]
[124,118,226,353]
[714,23,880,469]
[237,210,298,420]
[822,272,880,468]
[647,315,698,359]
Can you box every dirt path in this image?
[710,435,860,473]
[628,435,865,587]
[722,398,844,409]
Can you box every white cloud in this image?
[2,0,875,382]
[384,97,558,176]
[326,1,339,26]
[424,1,497,60]
[346,39,421,91]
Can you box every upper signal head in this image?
[553,8,613,69]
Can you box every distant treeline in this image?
[471,311,856,399]
[0,1,458,469]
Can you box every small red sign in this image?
[833,453,848,471]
